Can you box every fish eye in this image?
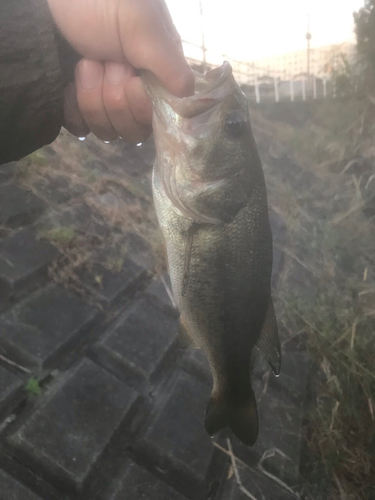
[224,111,246,138]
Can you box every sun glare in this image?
[166,0,365,61]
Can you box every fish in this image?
[142,62,281,446]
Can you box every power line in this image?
[198,0,207,73]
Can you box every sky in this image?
[166,0,365,61]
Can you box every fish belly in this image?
[152,167,272,389]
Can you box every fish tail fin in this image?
[228,391,259,446]
[205,387,259,446]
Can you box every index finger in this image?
[117,0,194,98]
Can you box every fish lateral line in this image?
[182,222,200,296]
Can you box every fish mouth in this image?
[142,61,236,119]
[143,62,245,225]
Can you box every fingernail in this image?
[105,62,128,85]
[77,60,102,90]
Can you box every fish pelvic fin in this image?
[256,297,281,376]
[205,387,259,446]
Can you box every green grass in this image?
[40,227,75,244]
[16,151,48,177]
[25,378,42,397]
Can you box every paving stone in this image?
[181,349,212,386]
[84,158,113,176]
[146,275,178,315]
[96,298,178,380]
[132,139,156,167]
[255,385,302,474]
[91,185,140,211]
[34,175,71,204]
[0,184,45,228]
[115,138,155,173]
[8,359,139,493]
[106,460,186,500]
[220,466,298,500]
[230,378,303,488]
[138,371,214,486]
[253,339,310,403]
[286,260,318,305]
[95,231,153,275]
[41,145,58,158]
[0,228,58,302]
[111,150,150,178]
[0,366,23,418]
[125,231,155,272]
[77,258,145,308]
[0,469,42,500]
[276,344,310,402]
[0,162,16,184]
[269,209,287,289]
[0,284,98,369]
[36,202,110,239]
[256,448,301,492]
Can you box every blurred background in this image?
[167,0,362,60]
[167,0,365,100]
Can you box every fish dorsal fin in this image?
[176,316,200,349]
[255,298,281,375]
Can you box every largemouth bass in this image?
[143,62,281,446]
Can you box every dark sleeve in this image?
[0,0,80,165]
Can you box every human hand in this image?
[47,0,194,142]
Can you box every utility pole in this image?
[274,77,279,103]
[290,78,294,102]
[199,0,207,73]
[306,14,311,76]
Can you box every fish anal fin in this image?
[255,297,281,375]
[176,316,199,350]
[205,388,259,447]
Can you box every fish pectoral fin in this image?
[205,388,259,447]
[176,316,200,350]
[255,297,281,376]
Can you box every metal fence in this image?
[182,40,333,103]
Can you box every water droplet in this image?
[78,137,86,141]
[104,140,110,144]
[136,142,143,147]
